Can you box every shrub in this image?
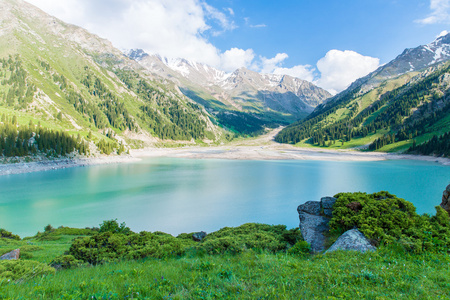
[0,229,20,241]
[99,219,131,235]
[329,192,450,253]
[288,241,311,256]
[197,223,298,254]
[33,226,98,241]
[50,255,86,270]
[0,260,55,283]
[44,224,54,233]
[69,231,196,265]
[329,191,418,244]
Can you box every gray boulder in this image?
[298,201,321,215]
[0,249,20,260]
[321,197,336,217]
[298,212,330,252]
[297,197,336,252]
[192,231,207,242]
[326,229,376,253]
[441,183,450,216]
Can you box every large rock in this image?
[326,229,376,253]
[297,197,336,252]
[298,212,330,252]
[0,249,20,260]
[321,197,336,217]
[297,201,321,215]
[192,231,207,242]
[441,183,450,216]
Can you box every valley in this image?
[1,1,450,299]
[0,0,449,167]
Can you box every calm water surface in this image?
[0,158,449,237]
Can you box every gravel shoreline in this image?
[0,156,139,176]
[131,145,450,165]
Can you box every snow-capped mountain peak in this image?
[125,49,331,117]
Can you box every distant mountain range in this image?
[0,0,331,161]
[126,49,331,129]
[276,34,450,157]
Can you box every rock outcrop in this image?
[441,183,450,216]
[326,229,376,253]
[0,249,20,260]
[192,231,207,242]
[298,197,336,252]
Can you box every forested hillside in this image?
[276,61,450,157]
[0,0,222,159]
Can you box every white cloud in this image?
[314,50,380,95]
[260,53,315,83]
[260,53,289,73]
[202,2,237,36]
[220,48,255,72]
[250,24,267,28]
[26,0,237,68]
[26,0,380,94]
[273,65,316,82]
[416,0,450,24]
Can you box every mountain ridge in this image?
[275,33,450,157]
[125,48,331,123]
[0,0,228,160]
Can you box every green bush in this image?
[50,255,86,270]
[197,223,299,254]
[329,192,450,253]
[0,229,20,241]
[0,260,55,283]
[99,219,131,235]
[69,231,196,265]
[53,226,98,236]
[288,241,311,256]
[33,226,97,241]
[44,224,54,233]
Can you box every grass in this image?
[1,245,449,299]
[1,221,450,299]
[295,130,388,150]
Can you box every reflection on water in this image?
[0,157,448,238]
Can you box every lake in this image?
[0,157,449,238]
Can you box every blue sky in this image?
[27,0,450,93]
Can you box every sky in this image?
[26,0,450,94]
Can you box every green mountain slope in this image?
[0,0,222,159]
[276,57,450,157]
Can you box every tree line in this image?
[275,62,450,155]
[0,115,89,157]
[115,70,213,141]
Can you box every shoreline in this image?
[0,155,139,176]
[1,128,449,176]
[131,145,450,164]
[1,144,448,176]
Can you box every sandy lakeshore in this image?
[131,143,450,165]
[1,128,449,176]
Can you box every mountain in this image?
[276,34,450,156]
[126,49,331,132]
[0,0,223,159]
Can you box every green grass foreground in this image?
[1,191,450,299]
[1,246,449,299]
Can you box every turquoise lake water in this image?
[0,157,449,238]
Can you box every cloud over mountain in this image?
[26,0,380,94]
